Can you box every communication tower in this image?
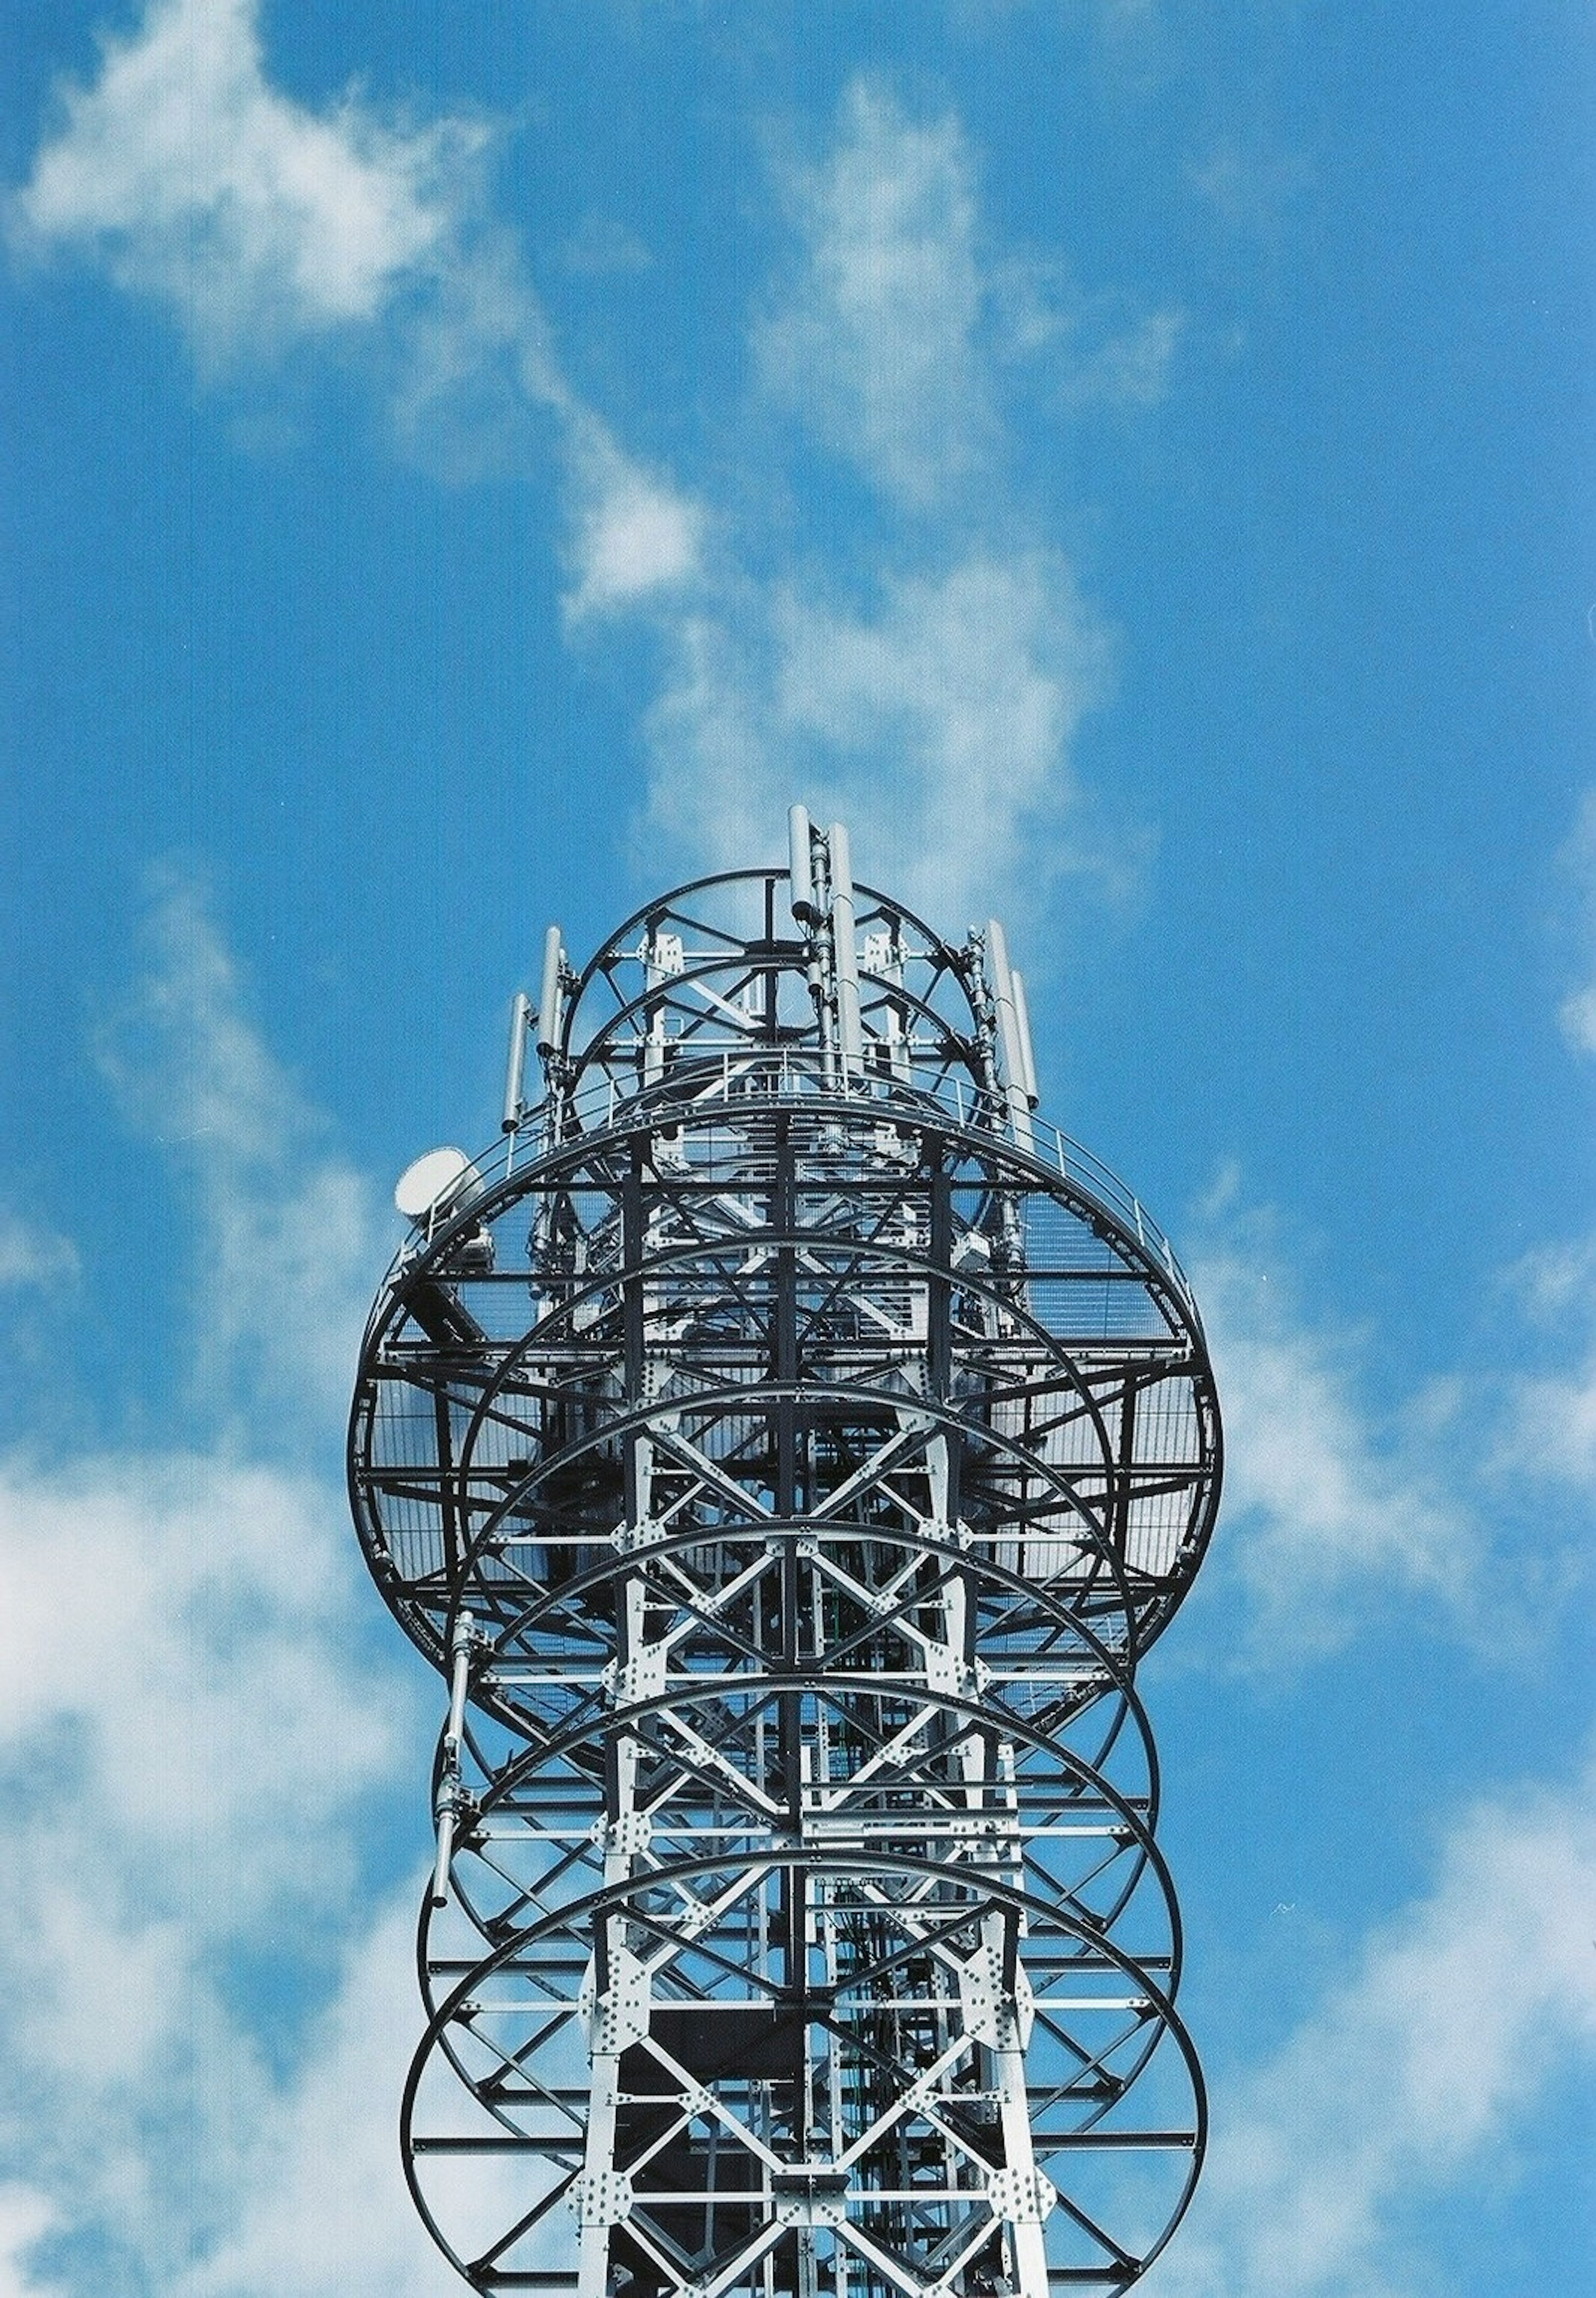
[349,814,1221,2298]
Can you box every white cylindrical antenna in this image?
[444,1613,476,1759]
[429,1809,455,1909]
[985,917,1034,1148]
[788,803,818,923]
[1009,967,1040,1108]
[985,916,1019,1073]
[536,926,565,1057]
[829,820,864,1074]
[502,991,531,1130]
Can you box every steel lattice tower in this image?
[349,813,1222,2298]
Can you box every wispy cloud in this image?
[1561,988,1596,1056]
[1185,134,1313,238]
[756,79,995,509]
[0,2189,57,2298]
[754,79,1182,495]
[94,879,380,1435]
[0,1214,78,1291]
[15,22,1169,928]
[1190,1185,1476,1660]
[1495,1230,1596,1492]
[640,549,1113,922]
[631,75,1165,924]
[564,419,704,621]
[0,891,426,2293]
[178,1896,461,2298]
[771,550,1111,918]
[12,0,476,360]
[1190,1170,1596,1663]
[991,259,1183,409]
[1155,1756,1596,2296]
[0,1448,415,2286]
[12,0,699,608]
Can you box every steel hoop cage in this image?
[402,1847,1207,2298]
[561,963,991,1111]
[426,1661,1180,2008]
[349,1114,1220,1686]
[433,1513,1162,1832]
[559,865,981,1057]
[424,1379,1154,1757]
[350,1085,1215,1377]
[429,1503,1167,1994]
[433,1503,1165,1824]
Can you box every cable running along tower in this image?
[350,814,1222,2298]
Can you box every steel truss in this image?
[350,821,1222,2298]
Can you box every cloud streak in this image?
[1155,1756,1596,2297]
[0,1443,417,2288]
[15,17,1161,928]
[1191,1197,1474,1659]
[0,1214,78,1291]
[94,879,381,1435]
[177,1896,460,2298]
[14,0,473,358]
[13,0,699,615]
[0,884,428,2294]
[756,79,995,509]
[1190,1177,1596,1663]
[1495,1231,1596,1493]
[1557,788,1596,1057]
[633,77,1149,924]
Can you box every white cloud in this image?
[1505,1363,1596,1486]
[1062,303,1182,407]
[1559,982,1596,1054]
[16,23,1148,923]
[0,2190,57,2298]
[0,1443,418,2280]
[94,879,381,1434]
[180,1895,461,2298]
[773,551,1111,920]
[633,76,1149,925]
[566,424,703,618]
[992,260,1184,408]
[561,211,652,276]
[1192,1201,1475,1658]
[1185,133,1313,237]
[13,0,471,358]
[0,891,432,2290]
[756,79,993,508]
[756,79,1181,508]
[1189,1175,1596,1662]
[13,0,699,611]
[0,1214,78,1290]
[642,550,1111,924]
[1152,1758,1596,2297]
[1495,1231,1596,1493]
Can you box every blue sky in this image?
[1,2,1592,2292]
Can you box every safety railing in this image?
[389,1045,1194,1311]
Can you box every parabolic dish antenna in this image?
[394,1145,474,1223]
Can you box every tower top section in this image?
[352,809,1223,2298]
[505,807,1045,1160]
[363,807,1218,1694]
